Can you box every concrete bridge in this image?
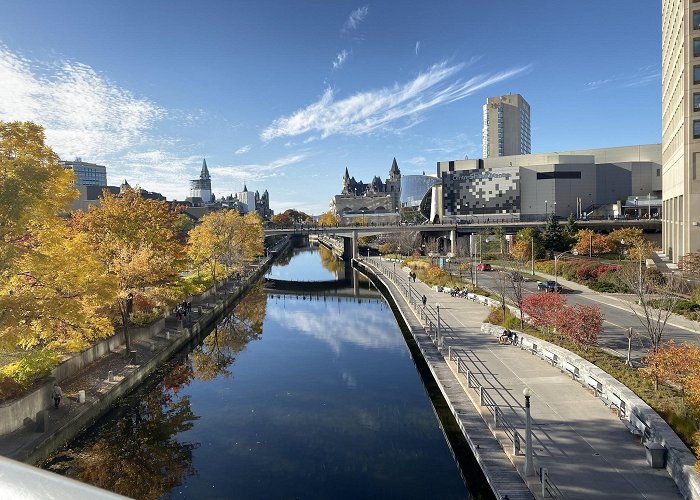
[266,219,660,260]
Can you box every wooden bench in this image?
[542,349,557,366]
[563,361,579,379]
[626,412,651,443]
[586,375,603,396]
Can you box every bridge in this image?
[266,219,661,260]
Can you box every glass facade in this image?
[400,175,438,207]
[61,160,108,186]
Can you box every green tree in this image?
[542,213,567,254]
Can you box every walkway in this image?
[364,257,682,500]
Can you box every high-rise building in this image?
[661,0,700,261]
[60,158,108,186]
[482,94,531,158]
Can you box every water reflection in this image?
[266,245,339,281]
[267,295,405,354]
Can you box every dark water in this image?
[44,246,479,499]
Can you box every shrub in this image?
[589,280,626,293]
[575,265,596,282]
[0,349,62,389]
[0,377,23,401]
[593,265,619,277]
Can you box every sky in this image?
[0,1,661,214]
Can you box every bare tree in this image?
[618,263,682,353]
[504,260,527,328]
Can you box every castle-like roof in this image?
[200,158,210,180]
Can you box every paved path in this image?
[366,257,682,500]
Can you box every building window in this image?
[695,94,700,112]
[695,120,700,139]
[695,39,700,57]
[536,171,582,180]
[657,168,660,177]
[695,66,700,84]
[695,12,700,29]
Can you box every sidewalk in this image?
[367,257,682,500]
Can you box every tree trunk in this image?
[121,299,131,353]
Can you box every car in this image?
[537,280,562,293]
[476,263,492,271]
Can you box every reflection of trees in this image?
[318,245,344,274]
[45,371,199,499]
[190,284,267,381]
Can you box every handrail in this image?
[541,467,566,499]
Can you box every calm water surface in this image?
[44,246,474,499]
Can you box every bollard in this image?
[448,345,452,361]
[150,342,156,352]
[37,409,49,433]
[166,331,171,340]
[493,407,499,427]
[78,390,86,404]
[107,370,113,382]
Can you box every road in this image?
[460,265,699,362]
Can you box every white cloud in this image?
[235,144,251,154]
[261,61,530,141]
[332,49,349,70]
[585,64,660,90]
[343,6,369,32]
[415,41,421,56]
[209,153,308,184]
[0,45,163,160]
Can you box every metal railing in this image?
[540,467,566,499]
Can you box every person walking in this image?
[52,384,62,408]
[422,295,427,307]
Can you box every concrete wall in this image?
[481,322,700,500]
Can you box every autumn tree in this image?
[641,341,700,396]
[510,227,544,264]
[521,292,566,331]
[573,229,614,257]
[0,121,116,352]
[271,209,312,226]
[318,210,340,227]
[554,304,602,350]
[608,227,655,260]
[73,189,184,351]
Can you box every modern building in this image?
[187,159,213,205]
[400,174,438,208]
[60,158,108,186]
[482,94,531,159]
[332,158,402,223]
[234,185,256,214]
[430,145,661,223]
[661,0,700,261]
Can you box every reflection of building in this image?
[431,145,661,222]
[60,158,108,186]
[187,159,213,205]
[400,174,438,208]
[332,158,401,223]
[661,1,699,261]
[483,94,531,158]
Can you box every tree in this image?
[542,213,567,253]
[271,209,312,226]
[73,189,184,352]
[318,210,340,227]
[521,292,566,331]
[562,214,579,247]
[573,229,613,257]
[641,341,700,394]
[0,121,116,351]
[554,304,602,350]
[510,227,544,263]
[608,227,654,260]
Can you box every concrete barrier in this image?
[481,322,700,500]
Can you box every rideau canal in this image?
[43,245,491,499]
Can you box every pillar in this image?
[450,229,456,256]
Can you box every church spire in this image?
[389,157,400,175]
[200,158,210,180]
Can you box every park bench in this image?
[520,337,537,354]
[626,412,651,443]
[609,392,626,418]
[541,349,558,366]
[563,361,579,380]
[586,375,603,396]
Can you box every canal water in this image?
[44,245,486,499]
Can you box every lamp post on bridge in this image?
[436,302,441,348]
[523,387,534,476]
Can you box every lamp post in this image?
[635,196,639,219]
[544,200,548,220]
[523,387,535,476]
[626,327,634,367]
[531,236,535,277]
[648,192,651,218]
[554,250,572,286]
[436,302,441,347]
[553,201,557,217]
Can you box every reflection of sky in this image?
[267,296,405,354]
[267,247,339,281]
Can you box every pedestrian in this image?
[422,295,427,307]
[187,301,192,313]
[52,383,62,408]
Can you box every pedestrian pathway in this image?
[365,257,682,500]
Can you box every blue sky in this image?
[0,1,660,214]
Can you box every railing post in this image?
[479,385,484,405]
[513,432,521,456]
[448,345,452,361]
[541,467,548,498]
[493,407,499,427]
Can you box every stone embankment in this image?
[0,238,292,465]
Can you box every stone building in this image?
[332,158,401,223]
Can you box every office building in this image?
[661,0,700,261]
[60,158,107,186]
[482,94,531,159]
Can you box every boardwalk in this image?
[362,257,682,500]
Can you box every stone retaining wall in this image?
[480,321,700,500]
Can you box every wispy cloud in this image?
[585,64,660,90]
[332,49,349,70]
[235,144,251,154]
[261,61,530,141]
[209,153,308,184]
[343,6,369,32]
[415,41,421,56]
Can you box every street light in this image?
[635,196,639,219]
[554,250,573,286]
[553,201,557,217]
[436,302,442,347]
[544,200,548,219]
[523,387,535,476]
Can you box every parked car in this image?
[477,263,492,271]
[537,280,562,293]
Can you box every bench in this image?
[586,375,603,396]
[626,412,651,443]
[542,349,557,366]
[520,338,537,354]
[609,392,626,418]
[563,361,579,379]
